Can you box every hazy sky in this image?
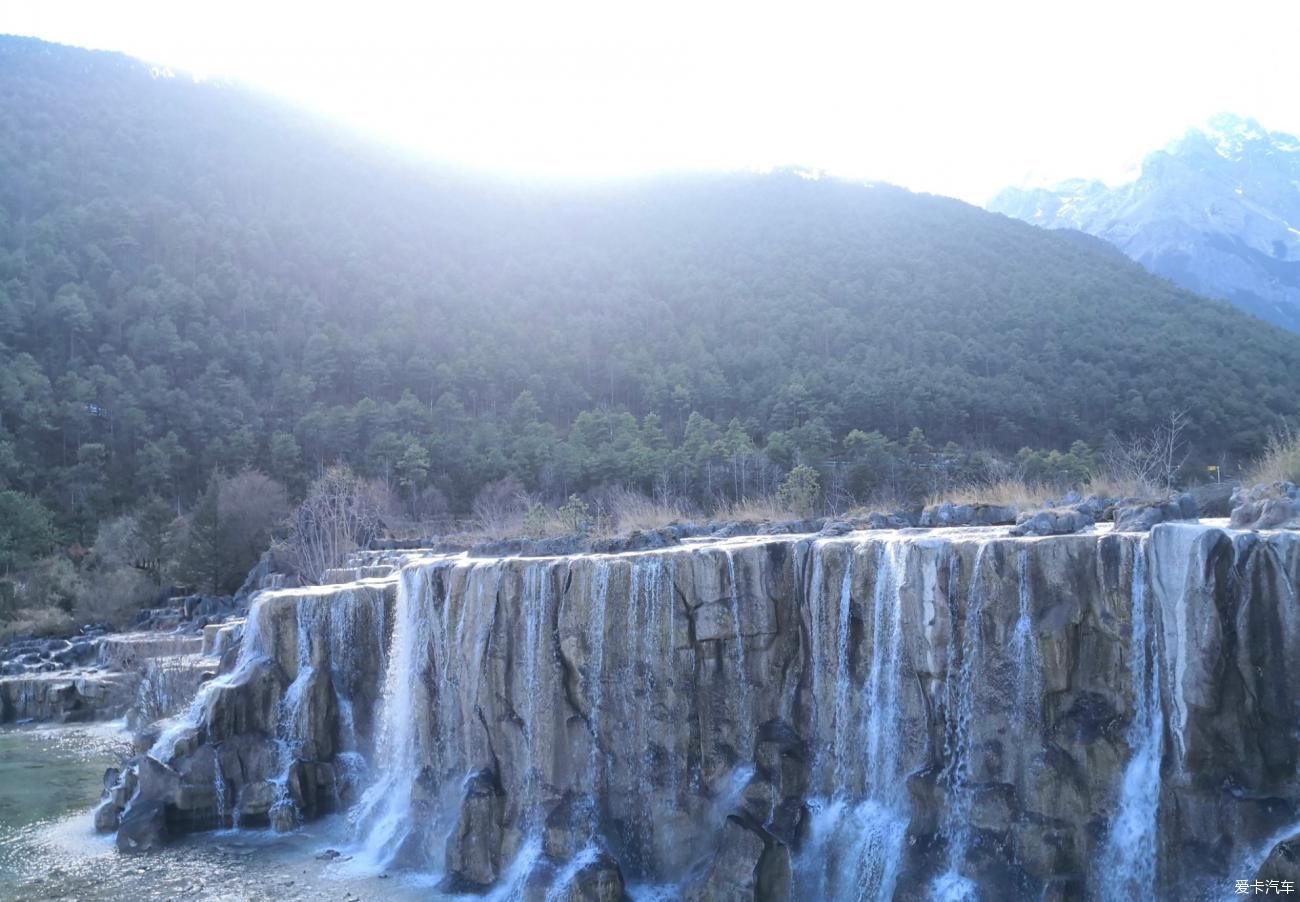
[6,0,1298,203]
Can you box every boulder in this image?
[591,528,680,554]
[444,768,506,888]
[1189,481,1236,518]
[544,793,599,861]
[1011,508,1094,537]
[684,816,791,902]
[1231,482,1300,530]
[1256,832,1300,884]
[919,502,1018,528]
[1113,493,1198,532]
[549,850,627,902]
[115,800,167,853]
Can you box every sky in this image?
[5,0,1299,204]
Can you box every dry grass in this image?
[1080,474,1159,500]
[714,494,800,523]
[1245,429,1300,487]
[596,488,690,535]
[0,607,75,642]
[927,478,1052,510]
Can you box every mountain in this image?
[989,114,1300,332]
[3,36,1300,539]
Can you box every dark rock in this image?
[1231,482,1300,530]
[444,768,505,888]
[684,815,791,902]
[544,793,598,861]
[1073,494,1112,520]
[757,518,822,536]
[919,502,1018,528]
[1011,508,1094,537]
[553,850,626,902]
[1190,481,1236,518]
[1114,493,1198,532]
[93,797,121,832]
[590,528,680,554]
[469,538,528,558]
[710,521,753,539]
[116,800,168,853]
[525,535,588,558]
[1256,832,1300,884]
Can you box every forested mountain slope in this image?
[3,35,1299,541]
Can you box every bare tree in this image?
[472,476,528,536]
[1103,409,1191,494]
[1154,409,1192,491]
[284,465,386,584]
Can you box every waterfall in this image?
[931,544,988,901]
[213,751,228,828]
[802,539,912,902]
[1011,548,1041,730]
[723,548,755,760]
[148,593,272,763]
[622,555,674,872]
[545,844,602,902]
[353,565,439,869]
[586,560,612,793]
[1097,540,1163,896]
[832,548,856,790]
[807,545,827,769]
[520,561,554,828]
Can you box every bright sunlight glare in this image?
[5,0,1299,202]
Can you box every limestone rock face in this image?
[0,670,136,723]
[130,524,1300,899]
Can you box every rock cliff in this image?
[110,523,1300,899]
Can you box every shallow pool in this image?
[0,724,433,901]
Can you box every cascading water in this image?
[832,548,856,790]
[520,560,554,829]
[723,548,755,760]
[1097,540,1163,897]
[352,565,439,869]
[128,528,1300,901]
[931,544,987,901]
[1011,547,1041,730]
[621,555,675,872]
[148,594,272,763]
[586,560,612,793]
[802,539,912,902]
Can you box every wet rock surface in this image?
[125,521,1300,899]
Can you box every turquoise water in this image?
[0,724,429,901]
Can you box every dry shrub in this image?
[284,465,386,584]
[0,606,75,641]
[74,567,155,628]
[1245,427,1300,487]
